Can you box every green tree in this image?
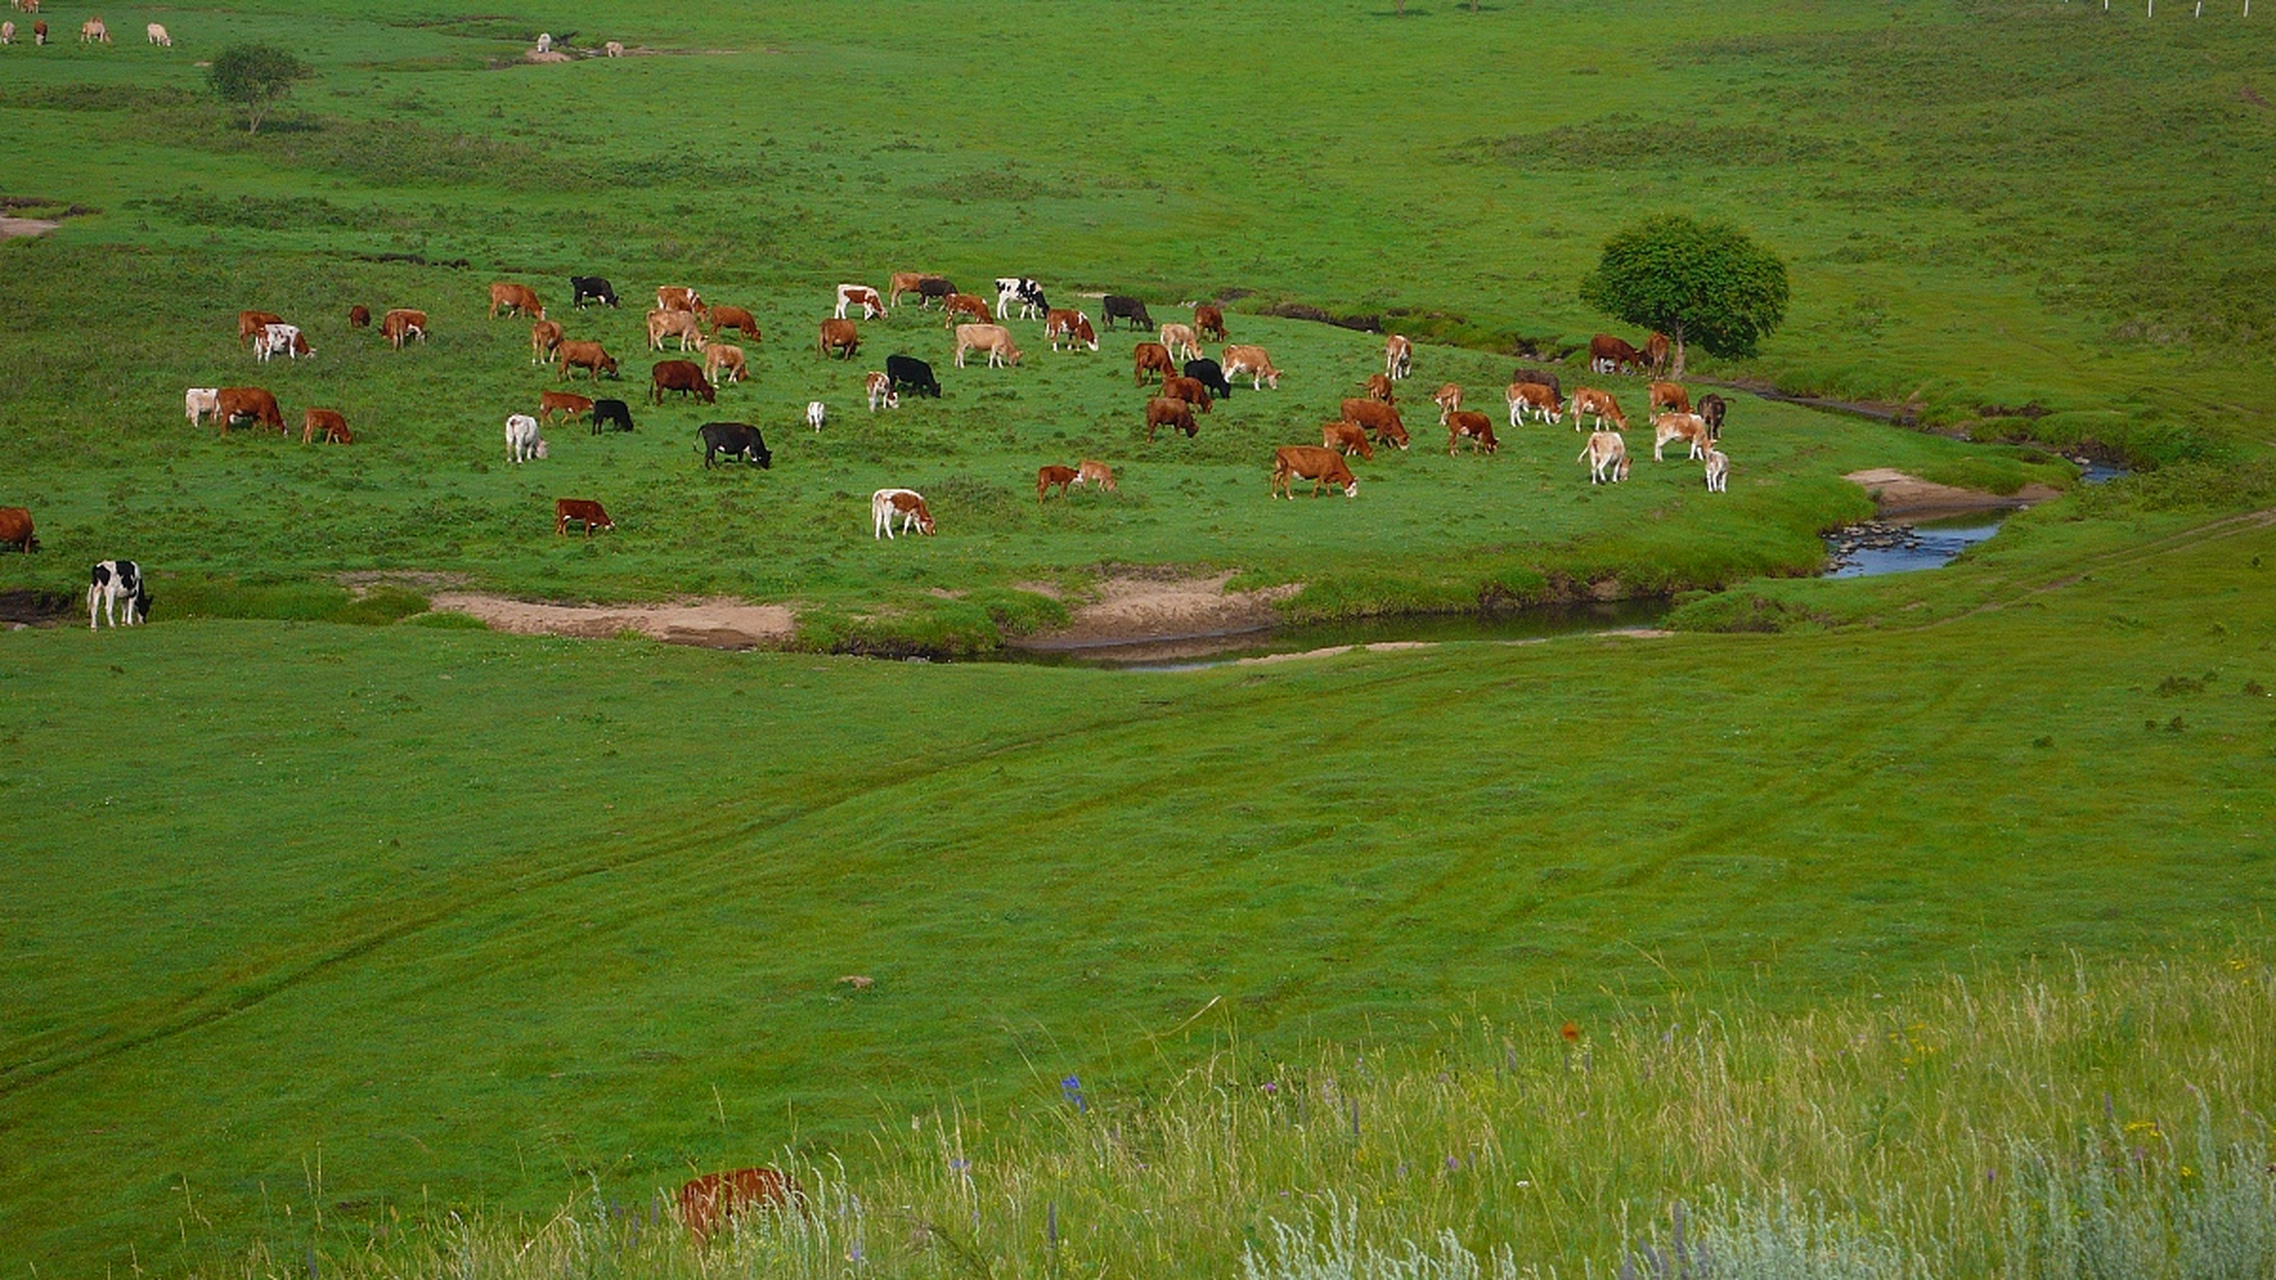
[1579,214,1789,378]
[207,44,312,135]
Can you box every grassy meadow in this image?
[3,0,2275,1272]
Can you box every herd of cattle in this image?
[0,2,169,48]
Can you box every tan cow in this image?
[1580,430,1630,484]
[1648,381,1690,416]
[1384,333,1413,380]
[488,282,544,320]
[886,272,937,308]
[144,21,167,45]
[1646,332,1671,377]
[955,323,1021,369]
[1652,412,1711,462]
[1132,342,1175,384]
[1431,384,1464,423]
[1272,446,1358,499]
[556,340,618,381]
[703,342,747,384]
[528,318,563,364]
[1507,381,1563,427]
[1569,388,1628,432]
[1322,420,1374,461]
[1145,397,1196,441]
[1222,344,1280,390]
[647,308,706,352]
[1073,459,1117,493]
[538,390,593,425]
[1158,323,1201,361]
[78,16,107,42]
[655,285,702,312]
[1446,410,1499,456]
[817,319,860,360]
[1037,465,1079,503]
[382,308,428,350]
[604,40,624,56]
[1338,398,1409,450]
[2,20,13,42]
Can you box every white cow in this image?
[535,31,552,52]
[254,323,307,361]
[807,401,827,432]
[604,40,624,56]
[505,413,548,463]
[88,559,148,629]
[145,21,168,45]
[1704,448,1730,493]
[184,387,220,425]
[1579,430,1630,485]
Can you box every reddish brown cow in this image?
[215,387,285,435]
[1321,420,1374,461]
[1589,333,1644,376]
[0,507,39,554]
[347,305,371,329]
[237,310,282,346]
[678,1169,804,1242]
[301,408,352,445]
[1132,342,1175,385]
[655,286,702,313]
[651,360,716,405]
[1037,465,1080,503]
[1364,373,1396,404]
[1145,396,1197,441]
[1161,375,1213,414]
[941,294,992,327]
[1194,303,1226,343]
[1338,398,1410,450]
[707,305,762,341]
[1648,381,1691,415]
[555,498,615,539]
[529,318,564,364]
[556,341,618,381]
[382,308,428,350]
[1569,387,1628,431]
[489,282,545,320]
[1446,410,1499,456]
[885,272,937,309]
[539,391,593,425]
[817,319,860,361]
[1645,332,1671,377]
[1271,446,1358,499]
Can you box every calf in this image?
[994,277,1049,320]
[886,354,941,399]
[1144,396,1197,441]
[1073,459,1117,493]
[708,306,762,341]
[1646,331,1671,376]
[835,284,886,320]
[0,507,38,554]
[505,414,548,463]
[557,341,619,382]
[647,308,706,352]
[1044,309,1098,352]
[677,1169,804,1244]
[1446,410,1499,456]
[865,371,900,411]
[1569,388,1627,432]
[528,318,563,363]
[301,407,352,444]
[1651,412,1711,462]
[32,18,44,44]
[1364,373,1396,404]
[1697,393,1726,440]
[1431,383,1464,422]
[78,16,106,42]
[535,31,552,52]
[871,488,935,538]
[1338,397,1409,450]
[88,560,149,629]
[1160,375,1213,414]
[1194,303,1226,342]
[1271,446,1358,499]
[1385,333,1413,380]
[184,387,221,426]
[539,390,593,426]
[1101,295,1154,331]
[1648,381,1690,416]
[1507,381,1562,427]
[807,401,827,432]
[1589,333,1644,376]
[1132,342,1175,385]
[215,387,284,434]
[942,293,993,327]
[1222,344,1281,390]
[1037,464,1079,503]
[1183,358,1235,401]
[651,360,716,405]
[703,342,748,385]
[570,276,619,308]
[697,421,771,468]
[145,21,168,45]
[254,323,310,361]
[817,319,861,361]
[916,277,957,309]
[237,310,283,346]
[656,286,702,312]
[591,398,635,434]
[382,309,428,350]
[1158,323,1201,361]
[347,304,371,328]
[886,272,938,308]
[1580,430,1630,484]
[1321,420,1374,461]
[489,282,545,320]
[955,324,1021,368]
[604,40,623,56]
[555,498,615,538]
[1703,448,1730,493]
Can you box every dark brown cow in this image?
[1145,396,1197,441]
[1037,465,1079,503]
[555,498,615,538]
[677,1168,803,1242]
[237,310,282,346]
[651,360,716,405]
[707,305,762,341]
[347,305,371,329]
[1160,375,1213,414]
[557,341,619,381]
[1589,333,1644,376]
[1194,303,1226,343]
[817,319,860,360]
[1321,420,1374,461]
[489,282,545,320]
[539,390,593,425]
[1132,342,1175,385]
[1698,393,1726,440]
[1446,410,1499,456]
[215,387,285,435]
[301,408,352,444]
[1338,398,1410,451]
[0,507,39,554]
[1271,446,1358,499]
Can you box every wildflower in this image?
[1261,1081,1278,1095]
[1061,1076,1085,1113]
[948,1159,970,1173]
[1446,1155,1462,1171]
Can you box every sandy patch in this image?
[0,218,60,240]
[1011,571,1301,650]
[1845,469,2061,518]
[429,593,794,650]
[524,49,573,63]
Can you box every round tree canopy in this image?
[1580,215,1789,362]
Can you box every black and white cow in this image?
[697,422,772,469]
[885,354,943,399]
[570,276,620,309]
[591,398,636,434]
[1182,357,1235,401]
[994,277,1049,320]
[89,560,150,629]
[1102,295,1154,331]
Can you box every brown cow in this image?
[347,305,371,329]
[1194,303,1226,343]
[1073,460,1117,493]
[1145,396,1197,441]
[703,343,747,385]
[489,282,544,320]
[1645,332,1671,377]
[1431,384,1464,422]
[0,507,39,554]
[1272,446,1358,499]
[677,1168,803,1241]
[655,286,702,313]
[301,408,352,445]
[651,360,716,405]
[1222,344,1281,390]
[1446,410,1499,456]
[1569,388,1628,432]
[817,319,860,360]
[941,294,992,327]
[1364,373,1396,405]
[1652,412,1711,462]
[556,341,618,381]
[707,305,762,341]
[539,390,593,425]
[1338,398,1410,451]
[1648,381,1690,416]
[381,308,428,350]
[555,498,615,539]
[1321,420,1374,461]
[1037,464,1079,503]
[215,387,285,435]
[32,18,46,43]
[885,272,938,309]
[237,310,282,346]
[1698,393,1726,441]
[1588,333,1644,376]
[1132,342,1175,385]
[529,318,563,364]
[1161,375,1213,414]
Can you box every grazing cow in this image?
[557,340,618,381]
[1446,410,1499,456]
[994,277,1048,320]
[1222,344,1281,390]
[570,276,619,309]
[1338,398,1410,450]
[32,18,44,42]
[380,309,427,350]
[707,306,762,342]
[2,21,13,42]
[1513,367,1563,403]
[1044,309,1098,352]
[535,31,552,52]
[1183,358,1235,401]
[1646,331,1671,377]
[604,40,623,56]
[1144,396,1197,441]
[885,354,941,399]
[1648,381,1691,416]
[1697,393,1726,441]
[864,371,899,411]
[87,560,148,629]
[915,277,957,309]
[871,488,935,539]
[1158,323,1201,362]
[347,305,371,328]
[835,284,886,320]
[591,398,635,433]
[677,1169,804,1243]
[647,308,706,352]
[697,421,772,468]
[489,282,545,320]
[1101,295,1154,331]
[1160,375,1212,414]
[78,16,106,42]
[505,414,548,463]
[1703,448,1730,493]
[254,323,310,361]
[0,507,39,554]
[1652,412,1711,462]
[526,318,563,363]
[1132,342,1175,385]
[651,360,716,405]
[886,272,939,308]
[1580,430,1630,484]
[1364,373,1396,405]
[1271,446,1358,499]
[301,407,351,445]
[539,390,593,426]
[1507,381,1563,427]
[1073,459,1117,493]
[215,387,284,434]
[1432,384,1464,423]
[184,387,220,426]
[237,310,283,345]
[1037,464,1079,503]
[955,324,1021,368]
[702,342,747,385]
[1569,388,1628,432]
[1194,303,1226,343]
[817,319,860,361]
[656,286,702,313]
[942,293,993,328]
[1589,333,1645,376]
[1385,334,1413,380]
[1321,420,1374,461]
[556,499,617,539]
[806,401,827,431]
[146,21,171,45]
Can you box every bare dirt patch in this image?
[0,218,61,241]
[1010,571,1302,651]
[1845,468,2060,518]
[428,593,795,650]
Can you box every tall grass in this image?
[182,948,2274,1277]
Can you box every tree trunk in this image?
[1671,320,1686,380]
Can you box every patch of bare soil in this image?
[0,218,60,240]
[1845,469,2061,519]
[0,588,74,630]
[428,593,794,650]
[1009,571,1302,651]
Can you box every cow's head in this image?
[1340,478,1359,498]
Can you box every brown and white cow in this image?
[1648,381,1690,416]
[1194,303,1226,342]
[1364,373,1396,405]
[1431,384,1464,423]
[489,282,544,320]
[1321,420,1374,461]
[1569,388,1628,432]
[539,390,593,425]
[1160,375,1213,414]
[528,318,563,363]
[30,17,44,42]
[1144,397,1197,441]
[1158,323,1201,362]
[382,308,428,350]
[1580,430,1631,484]
[835,284,886,320]
[1037,465,1079,503]
[655,285,702,313]
[555,498,615,538]
[1222,344,1281,390]
[1338,398,1409,450]
[1652,412,1711,462]
[1272,446,1358,499]
[1588,333,1644,376]
[1132,342,1175,384]
[954,323,1021,369]
[215,387,285,435]
[871,489,934,539]
[864,371,899,411]
[184,387,221,426]
[237,310,283,346]
[707,305,762,342]
[1446,411,1499,456]
[556,340,618,381]
[702,342,747,385]
[817,319,860,361]
[1384,333,1413,380]
[301,408,351,445]
[1073,459,1117,493]
[1507,381,1563,427]
[941,294,993,328]
[1045,309,1098,352]
[648,308,706,352]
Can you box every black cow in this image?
[916,277,957,308]
[885,354,943,399]
[697,422,772,469]
[1182,358,1234,401]
[1513,368,1563,403]
[591,398,636,434]
[1698,393,1726,441]
[570,276,619,309]
[1102,295,1154,331]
